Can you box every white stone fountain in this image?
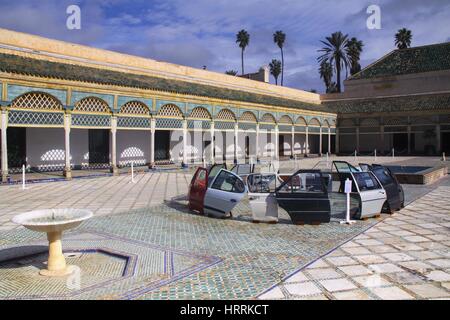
[12,209,93,277]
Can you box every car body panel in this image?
[333,161,387,219]
[247,173,280,223]
[188,167,209,214]
[359,163,404,212]
[275,170,331,224]
[203,169,246,217]
[351,171,387,218]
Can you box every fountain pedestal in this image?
[12,209,93,278]
[39,231,75,277]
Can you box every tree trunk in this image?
[241,49,244,75]
[336,57,341,93]
[281,48,284,86]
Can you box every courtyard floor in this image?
[0,157,449,300]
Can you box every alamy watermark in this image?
[66,5,81,30]
[367,5,382,30]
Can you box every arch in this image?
[296,116,307,126]
[323,119,331,127]
[216,108,236,121]
[278,115,293,125]
[331,119,337,127]
[73,97,111,114]
[189,107,212,120]
[239,111,257,123]
[157,104,184,118]
[360,118,379,127]
[260,113,276,123]
[119,101,150,116]
[11,92,64,111]
[339,118,356,127]
[308,118,321,126]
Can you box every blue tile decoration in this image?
[7,85,66,105]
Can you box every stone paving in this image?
[0,161,449,300]
[259,184,450,300]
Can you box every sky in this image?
[0,0,449,92]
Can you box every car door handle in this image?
[230,199,237,203]
[379,191,385,195]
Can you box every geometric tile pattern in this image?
[216,109,236,121]
[187,120,211,130]
[214,121,235,130]
[119,101,150,115]
[189,107,211,120]
[117,116,150,129]
[239,111,257,123]
[261,185,450,300]
[8,110,64,126]
[11,92,63,111]
[73,97,111,114]
[238,122,256,131]
[71,114,111,127]
[156,118,183,129]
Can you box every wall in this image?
[71,129,89,168]
[117,130,150,166]
[26,128,65,170]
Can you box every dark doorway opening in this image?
[322,136,329,154]
[245,136,250,159]
[155,130,171,161]
[279,135,284,156]
[393,133,408,154]
[88,129,110,165]
[442,132,450,155]
[7,127,27,169]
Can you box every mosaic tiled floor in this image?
[0,199,376,300]
[260,186,450,300]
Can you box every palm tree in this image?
[236,29,250,75]
[319,60,333,93]
[225,70,238,76]
[269,59,282,85]
[318,31,350,93]
[273,31,286,86]
[346,37,364,75]
[395,28,412,49]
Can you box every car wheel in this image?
[382,201,394,214]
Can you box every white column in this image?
[150,118,156,168]
[256,123,260,161]
[328,129,332,154]
[210,121,215,164]
[305,126,309,156]
[63,112,72,179]
[274,124,279,160]
[182,119,188,166]
[319,127,323,156]
[291,126,295,158]
[234,122,238,164]
[1,108,8,182]
[111,116,118,175]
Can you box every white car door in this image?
[351,172,387,218]
[247,173,280,223]
[203,169,247,217]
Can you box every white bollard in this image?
[392,148,395,158]
[22,164,26,190]
[340,178,356,225]
[354,150,357,162]
[374,149,377,162]
[443,152,446,161]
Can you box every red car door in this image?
[188,167,208,214]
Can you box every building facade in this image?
[0,29,336,181]
[322,42,450,157]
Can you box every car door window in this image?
[211,171,245,193]
[334,161,360,173]
[372,168,394,186]
[353,172,382,191]
[231,164,253,175]
[248,174,277,193]
[278,172,325,193]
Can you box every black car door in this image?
[371,166,401,211]
[275,170,331,224]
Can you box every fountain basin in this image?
[12,209,93,277]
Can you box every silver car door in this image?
[204,169,246,217]
[247,173,279,223]
[351,171,387,218]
